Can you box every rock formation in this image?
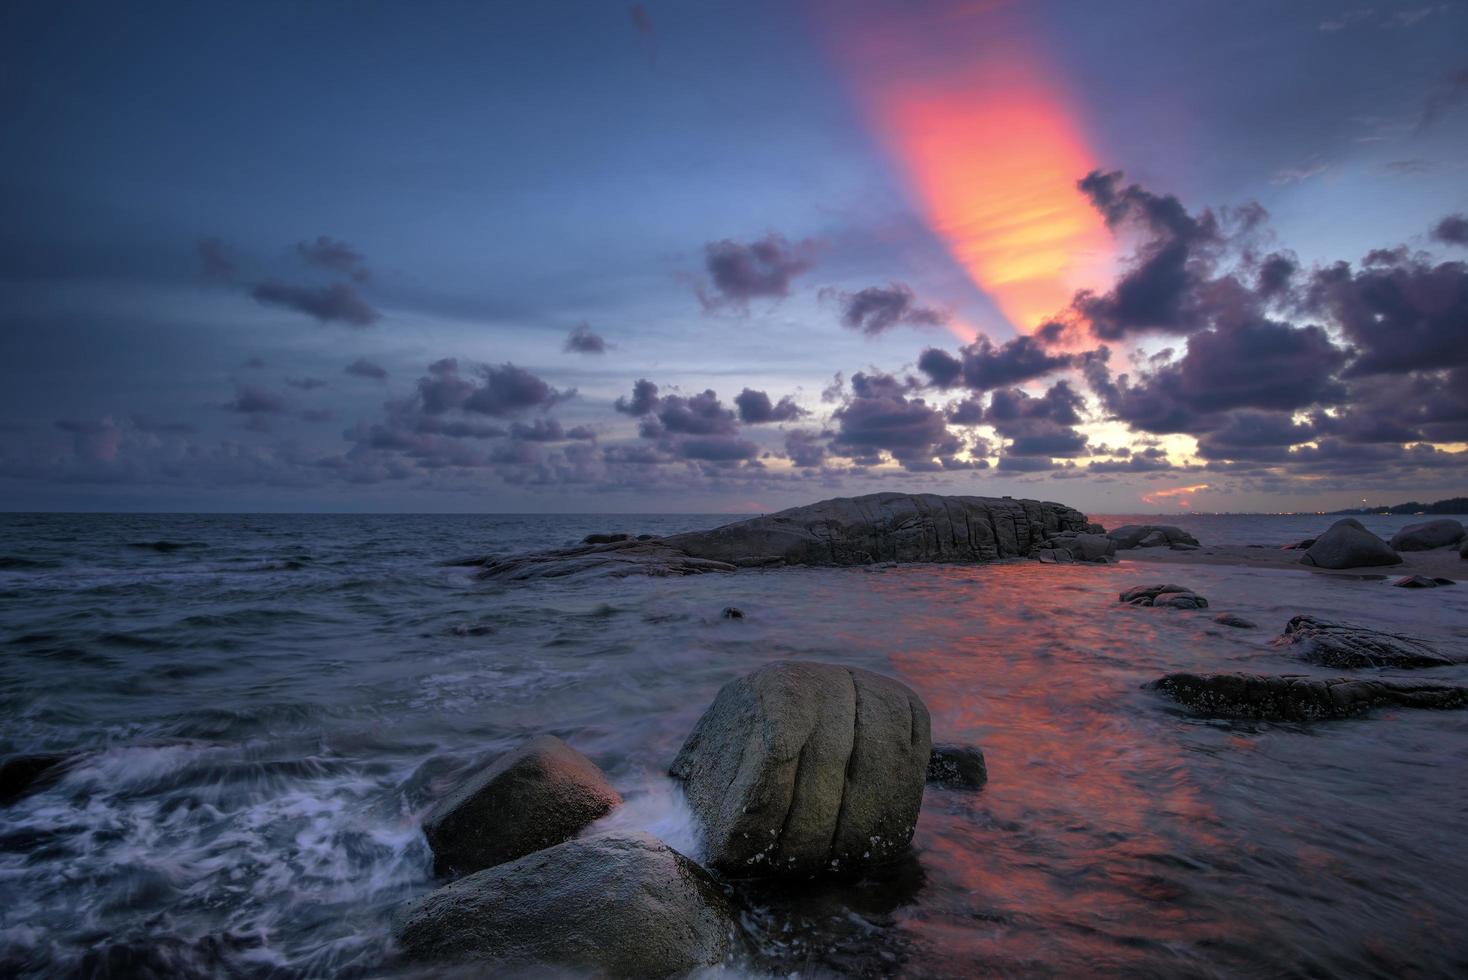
[396,832,735,976]
[422,734,622,877]
[1391,575,1455,588]
[927,745,987,790]
[1147,672,1468,721]
[1270,615,1454,669]
[1108,525,1200,550]
[1389,518,1465,552]
[670,661,930,878]
[478,492,1090,580]
[1300,519,1402,569]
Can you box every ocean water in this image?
[1,511,1467,978]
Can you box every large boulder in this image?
[1301,519,1401,569]
[1108,525,1200,550]
[1270,615,1453,669]
[1035,532,1116,563]
[670,661,930,878]
[1147,672,1468,721]
[1119,584,1209,609]
[396,831,736,976]
[1389,518,1465,551]
[422,734,623,877]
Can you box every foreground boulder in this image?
[927,745,987,790]
[422,735,622,877]
[1301,519,1401,569]
[1120,584,1209,609]
[479,492,1089,579]
[670,661,930,878]
[1108,525,1200,550]
[1147,672,1468,721]
[1270,615,1453,669]
[1034,531,1116,564]
[397,832,735,976]
[1389,518,1465,552]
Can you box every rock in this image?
[1213,613,1257,629]
[1280,538,1316,550]
[582,532,631,544]
[721,606,744,619]
[927,745,987,790]
[1462,536,1468,559]
[1085,522,1106,534]
[0,753,73,805]
[636,533,656,541]
[1035,532,1116,563]
[1300,519,1402,569]
[422,735,623,877]
[1147,672,1468,721]
[1392,575,1455,588]
[1389,518,1466,552]
[396,831,736,976]
[1108,525,1200,550]
[1170,542,1201,551]
[670,661,930,878]
[1270,615,1453,669]
[480,493,1091,580]
[1119,584,1209,609]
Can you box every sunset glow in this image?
[1142,483,1211,507]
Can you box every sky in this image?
[1,0,1466,514]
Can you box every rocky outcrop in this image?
[1301,519,1402,569]
[1034,531,1116,564]
[396,832,735,977]
[1392,575,1455,588]
[478,493,1090,580]
[1270,615,1454,669]
[1389,518,1465,552]
[422,735,622,877]
[927,745,987,790]
[1119,584,1209,609]
[1108,525,1200,550]
[1147,672,1468,721]
[670,661,930,879]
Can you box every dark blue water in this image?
[2,512,1467,978]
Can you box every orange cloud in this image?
[817,2,1113,340]
[1141,483,1210,507]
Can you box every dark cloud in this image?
[784,429,828,468]
[1306,252,1468,376]
[830,371,968,471]
[252,281,380,326]
[1432,213,1468,246]
[285,376,328,390]
[197,237,235,280]
[1194,411,1315,462]
[614,379,660,416]
[420,360,572,417]
[987,381,1089,458]
[1071,169,1223,339]
[697,233,817,312]
[223,385,288,415]
[564,323,607,353]
[645,389,738,437]
[345,358,388,381]
[735,387,806,424]
[296,235,370,282]
[822,282,947,335]
[301,408,334,423]
[510,418,571,442]
[919,334,1075,391]
[55,418,121,462]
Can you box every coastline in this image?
[1118,542,1464,580]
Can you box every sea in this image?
[2,511,1467,978]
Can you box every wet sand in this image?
[1120,543,1465,581]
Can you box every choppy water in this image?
[1,511,1467,978]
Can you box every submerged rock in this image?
[1389,519,1465,552]
[0,753,73,805]
[1119,584,1209,609]
[927,745,987,790]
[1147,672,1468,721]
[1301,519,1402,569]
[1213,613,1257,629]
[1391,575,1455,589]
[1270,615,1453,669]
[583,532,631,544]
[1108,525,1200,550]
[422,734,622,877]
[397,831,735,977]
[479,492,1090,580]
[670,661,930,878]
[721,606,744,619]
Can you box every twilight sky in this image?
[2,0,1466,513]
